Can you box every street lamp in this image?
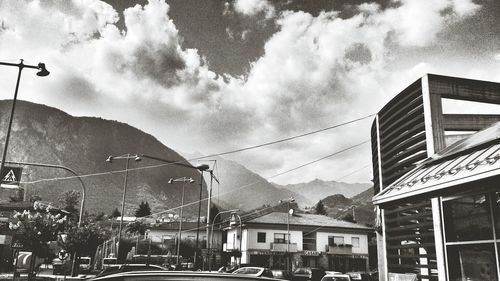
[279,197,295,271]
[208,208,239,271]
[139,154,210,269]
[105,154,141,257]
[229,212,243,266]
[0,60,49,177]
[168,177,195,266]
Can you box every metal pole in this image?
[287,202,290,271]
[0,66,22,179]
[194,171,203,268]
[176,180,186,266]
[117,154,130,259]
[205,173,213,270]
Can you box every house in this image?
[224,212,372,272]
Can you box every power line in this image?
[188,114,375,161]
[144,140,370,218]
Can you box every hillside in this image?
[0,100,206,218]
[188,155,314,211]
[275,178,371,206]
[320,188,375,226]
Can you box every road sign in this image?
[0,166,22,189]
[58,250,69,260]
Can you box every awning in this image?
[373,140,500,205]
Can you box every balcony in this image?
[325,244,353,255]
[271,243,298,252]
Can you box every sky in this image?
[0,0,499,185]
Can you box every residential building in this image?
[371,74,500,281]
[224,212,372,272]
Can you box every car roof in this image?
[91,271,280,281]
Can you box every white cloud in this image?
[0,0,488,185]
[234,0,275,19]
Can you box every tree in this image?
[315,200,327,215]
[209,205,221,225]
[58,190,80,221]
[126,220,149,236]
[135,201,151,217]
[9,202,68,280]
[110,208,121,218]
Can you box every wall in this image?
[246,228,303,251]
[316,231,368,254]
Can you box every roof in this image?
[245,212,372,231]
[373,121,500,205]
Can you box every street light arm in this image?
[5,161,86,231]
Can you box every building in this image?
[371,74,500,281]
[371,74,500,194]
[224,212,372,272]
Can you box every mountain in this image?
[320,188,375,226]
[0,100,207,218]
[182,154,314,211]
[275,178,371,206]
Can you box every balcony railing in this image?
[325,244,353,255]
[271,242,298,252]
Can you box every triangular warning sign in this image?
[3,170,17,182]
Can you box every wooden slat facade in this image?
[384,200,438,281]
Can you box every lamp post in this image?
[229,212,242,266]
[0,60,49,177]
[168,177,195,266]
[279,197,295,271]
[208,208,238,271]
[139,154,210,269]
[105,154,141,258]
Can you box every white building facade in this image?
[224,212,372,272]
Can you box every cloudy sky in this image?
[0,0,499,185]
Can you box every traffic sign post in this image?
[58,250,69,281]
[0,166,22,189]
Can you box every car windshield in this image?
[294,268,310,274]
[233,268,262,275]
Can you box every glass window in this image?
[328,236,344,246]
[257,232,266,243]
[443,194,493,242]
[447,243,498,281]
[274,233,289,243]
[351,237,360,248]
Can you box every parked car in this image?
[95,264,168,277]
[272,269,293,280]
[321,274,352,281]
[78,257,92,272]
[345,272,372,281]
[90,271,281,281]
[102,257,118,269]
[292,267,326,281]
[232,267,274,278]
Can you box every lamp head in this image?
[36,63,50,77]
[106,156,113,163]
[134,155,142,162]
[168,178,173,184]
[196,164,210,171]
[189,178,195,183]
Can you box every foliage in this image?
[9,201,68,257]
[315,200,327,215]
[126,220,149,236]
[135,201,151,217]
[61,221,111,257]
[58,190,80,221]
[111,208,121,218]
[341,212,356,223]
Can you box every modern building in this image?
[371,74,500,194]
[371,74,500,281]
[224,212,372,272]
